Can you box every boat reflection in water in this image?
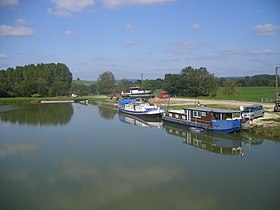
[118,113,163,128]
[163,122,244,156]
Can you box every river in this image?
[0,103,279,210]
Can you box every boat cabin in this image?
[121,87,154,99]
[166,107,240,126]
[191,107,238,123]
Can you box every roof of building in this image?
[183,107,240,113]
[118,99,136,106]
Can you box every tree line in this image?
[0,63,277,98]
[219,74,278,87]
[0,63,72,97]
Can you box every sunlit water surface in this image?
[0,103,279,210]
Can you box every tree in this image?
[163,73,183,95]
[0,63,72,97]
[180,66,218,97]
[116,78,132,93]
[97,71,116,94]
[224,79,238,96]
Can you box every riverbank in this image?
[93,96,280,138]
[168,98,280,138]
[1,96,279,138]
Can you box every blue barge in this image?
[162,107,242,133]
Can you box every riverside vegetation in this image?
[0,63,279,138]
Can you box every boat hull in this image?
[162,116,241,133]
[118,107,165,116]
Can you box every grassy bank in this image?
[201,86,276,102]
[1,96,279,138]
[0,97,40,105]
[0,96,104,105]
[248,126,280,139]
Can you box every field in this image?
[72,80,96,85]
[203,86,277,102]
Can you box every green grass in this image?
[249,126,280,139]
[201,86,276,102]
[72,80,96,85]
[262,118,280,122]
[0,96,94,105]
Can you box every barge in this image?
[163,107,242,133]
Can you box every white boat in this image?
[118,99,165,116]
[121,86,154,99]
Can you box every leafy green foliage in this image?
[97,71,116,94]
[220,74,278,87]
[71,83,97,96]
[224,79,239,96]
[163,66,218,97]
[0,63,72,97]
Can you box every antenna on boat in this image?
[276,66,279,101]
[141,73,144,90]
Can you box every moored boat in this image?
[121,86,154,99]
[163,107,241,133]
[118,99,165,116]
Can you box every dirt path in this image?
[169,98,275,110]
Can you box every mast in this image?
[141,73,144,90]
[277,67,279,101]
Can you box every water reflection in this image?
[117,113,245,156]
[118,113,163,128]
[0,104,73,126]
[0,141,39,158]
[1,104,280,210]
[163,122,244,156]
[98,105,117,120]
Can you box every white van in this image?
[241,104,264,119]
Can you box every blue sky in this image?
[0,0,280,80]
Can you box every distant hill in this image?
[72,80,96,85]
[73,79,140,85]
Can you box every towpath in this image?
[168,98,274,110]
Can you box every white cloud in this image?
[186,48,279,62]
[125,40,138,46]
[0,25,35,36]
[48,0,95,17]
[0,0,19,6]
[221,48,280,56]
[125,23,136,30]
[0,53,9,59]
[186,53,220,60]
[102,0,174,8]
[64,30,74,36]
[192,23,200,30]
[15,18,27,25]
[169,40,204,54]
[254,24,280,36]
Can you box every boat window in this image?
[202,111,206,117]
[224,113,232,120]
[213,113,219,120]
[193,111,201,118]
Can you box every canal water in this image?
[0,103,279,210]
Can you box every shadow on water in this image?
[0,103,73,126]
